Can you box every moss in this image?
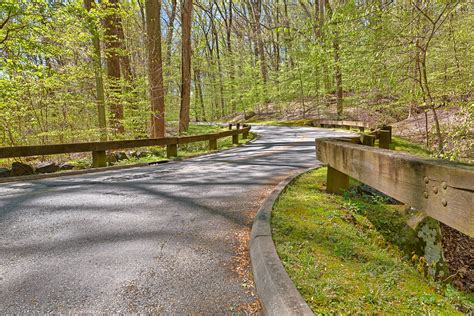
[271,168,473,314]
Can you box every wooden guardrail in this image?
[315,137,474,237]
[0,124,251,168]
[313,119,374,131]
[314,119,392,149]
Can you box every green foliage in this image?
[271,168,473,314]
[0,1,472,159]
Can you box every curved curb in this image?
[250,167,317,316]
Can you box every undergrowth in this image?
[271,167,473,314]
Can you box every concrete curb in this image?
[250,168,316,316]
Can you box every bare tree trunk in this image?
[164,0,177,94]
[116,21,134,82]
[84,0,107,141]
[165,0,177,66]
[179,0,193,133]
[146,0,166,138]
[333,33,343,119]
[104,0,124,134]
[210,15,225,117]
[194,68,206,121]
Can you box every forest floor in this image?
[272,168,473,314]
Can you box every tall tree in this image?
[146,0,166,138]
[84,0,107,141]
[179,0,193,133]
[103,0,124,134]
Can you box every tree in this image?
[146,0,166,138]
[84,0,107,141]
[103,0,124,134]
[179,0,193,133]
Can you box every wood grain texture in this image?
[316,139,474,236]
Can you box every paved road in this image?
[0,125,352,314]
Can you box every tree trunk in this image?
[211,16,225,117]
[164,0,177,94]
[165,0,177,66]
[146,0,166,138]
[179,0,193,134]
[84,0,107,141]
[104,0,124,134]
[194,68,206,121]
[333,33,343,119]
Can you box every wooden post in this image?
[236,123,240,130]
[381,125,392,141]
[361,135,375,147]
[232,134,239,145]
[379,130,391,149]
[228,123,232,130]
[243,130,249,139]
[167,143,178,158]
[326,166,349,194]
[359,127,365,132]
[92,151,107,168]
[209,138,217,150]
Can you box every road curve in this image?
[0,125,353,314]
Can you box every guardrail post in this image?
[167,143,178,158]
[326,166,349,194]
[236,123,240,130]
[228,123,232,130]
[243,129,249,139]
[381,125,392,142]
[379,130,391,149]
[209,138,217,150]
[92,151,107,168]
[361,134,375,146]
[232,133,239,145]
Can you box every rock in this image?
[106,152,117,164]
[114,151,128,161]
[131,151,149,159]
[244,111,256,120]
[11,162,34,176]
[59,163,74,171]
[36,162,59,174]
[0,167,10,177]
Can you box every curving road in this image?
[0,125,353,314]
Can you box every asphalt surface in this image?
[0,125,353,314]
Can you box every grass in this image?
[271,167,473,314]
[390,136,433,158]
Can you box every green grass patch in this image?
[180,123,224,135]
[271,167,473,314]
[390,136,432,158]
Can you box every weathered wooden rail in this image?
[315,137,474,237]
[314,119,392,149]
[0,124,251,168]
